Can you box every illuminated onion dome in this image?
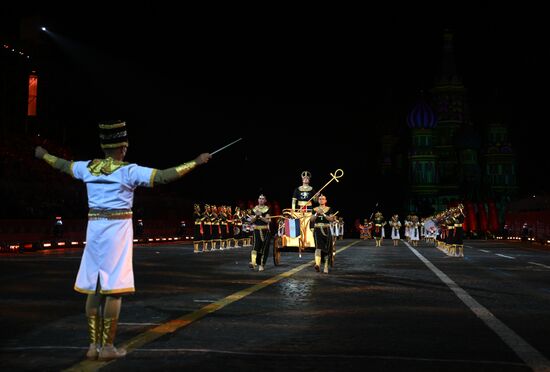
[407,100,437,129]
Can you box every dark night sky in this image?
[2,3,548,220]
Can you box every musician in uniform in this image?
[210,205,221,250]
[389,214,401,246]
[410,214,420,246]
[201,204,213,251]
[219,205,229,250]
[193,203,203,253]
[372,212,386,247]
[453,205,465,257]
[232,206,243,248]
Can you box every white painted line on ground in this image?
[480,249,490,253]
[528,262,550,269]
[404,241,550,372]
[495,254,515,259]
[193,299,216,303]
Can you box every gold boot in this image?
[98,318,126,361]
[314,249,321,272]
[86,315,101,360]
[249,250,257,270]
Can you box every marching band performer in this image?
[210,205,221,250]
[193,203,203,253]
[310,194,337,274]
[390,214,401,246]
[249,194,272,271]
[232,206,243,248]
[35,120,210,360]
[410,214,420,246]
[202,204,213,251]
[453,205,465,257]
[372,212,386,247]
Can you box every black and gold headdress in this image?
[99,120,128,149]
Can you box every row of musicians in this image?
[192,204,255,252]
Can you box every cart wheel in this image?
[273,236,282,266]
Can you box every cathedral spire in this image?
[436,29,462,86]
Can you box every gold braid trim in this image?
[43,153,58,167]
[175,160,197,177]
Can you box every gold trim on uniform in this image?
[315,206,330,214]
[149,168,158,187]
[253,205,269,214]
[314,223,331,227]
[43,153,58,167]
[297,200,312,206]
[88,209,133,220]
[298,185,312,192]
[74,285,135,294]
[175,161,197,176]
[99,122,126,129]
[100,287,135,294]
[88,158,129,176]
[69,161,75,178]
[254,225,269,230]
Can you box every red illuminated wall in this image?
[28,74,38,116]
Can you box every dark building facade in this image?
[382,31,518,234]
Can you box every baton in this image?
[210,138,243,156]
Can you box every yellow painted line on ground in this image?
[64,240,359,372]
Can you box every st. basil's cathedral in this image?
[380,31,517,236]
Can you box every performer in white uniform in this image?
[35,120,210,361]
[389,214,401,246]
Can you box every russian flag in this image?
[285,218,300,238]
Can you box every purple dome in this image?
[407,101,437,129]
